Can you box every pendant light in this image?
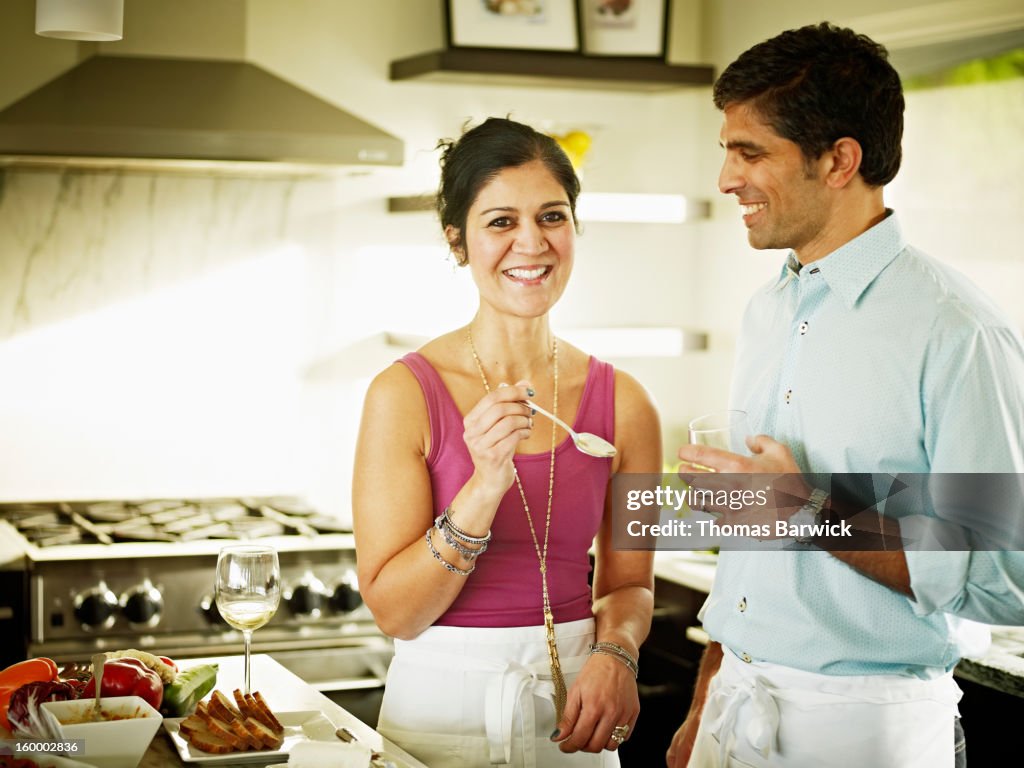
[36,0,124,41]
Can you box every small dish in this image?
[40,695,162,768]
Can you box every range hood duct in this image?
[0,55,404,175]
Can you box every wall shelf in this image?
[389,48,714,92]
[388,192,711,224]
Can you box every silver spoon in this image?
[336,726,395,768]
[526,400,617,458]
[91,653,105,722]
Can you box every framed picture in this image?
[446,0,579,52]
[578,0,669,57]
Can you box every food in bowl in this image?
[57,707,150,725]
[40,695,162,768]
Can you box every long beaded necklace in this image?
[467,326,568,723]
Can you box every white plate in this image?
[162,710,340,765]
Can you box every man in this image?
[667,22,1024,768]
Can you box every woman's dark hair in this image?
[713,22,904,187]
[437,117,581,266]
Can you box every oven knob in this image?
[199,593,226,626]
[330,572,363,613]
[73,583,119,631]
[120,579,163,627]
[285,573,328,618]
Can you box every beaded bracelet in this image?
[425,526,474,576]
[440,506,492,545]
[436,515,487,559]
[589,642,639,678]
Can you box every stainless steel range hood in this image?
[0,55,404,175]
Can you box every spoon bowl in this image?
[526,400,616,458]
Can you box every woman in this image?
[353,117,660,767]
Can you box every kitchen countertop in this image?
[652,551,1024,699]
[954,628,1024,698]
[138,653,425,768]
[653,551,717,594]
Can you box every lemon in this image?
[551,130,592,169]
[562,130,592,156]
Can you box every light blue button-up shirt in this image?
[701,211,1024,677]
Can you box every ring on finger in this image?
[610,732,624,746]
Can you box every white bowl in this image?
[40,695,162,768]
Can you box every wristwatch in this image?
[788,488,829,544]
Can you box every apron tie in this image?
[706,674,781,765]
[485,658,553,765]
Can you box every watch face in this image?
[789,494,826,543]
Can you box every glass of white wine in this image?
[215,544,281,694]
[688,410,751,454]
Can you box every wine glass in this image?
[215,545,281,694]
[688,409,751,454]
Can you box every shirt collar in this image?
[766,210,905,308]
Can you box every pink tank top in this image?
[399,352,615,627]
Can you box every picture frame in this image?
[578,0,669,58]
[445,0,580,53]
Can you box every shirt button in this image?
[738,597,747,612]
[799,321,809,335]
[784,389,793,404]
[741,652,752,663]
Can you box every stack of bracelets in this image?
[589,641,639,678]
[426,505,491,577]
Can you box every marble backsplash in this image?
[0,164,489,515]
[0,166,363,511]
[0,168,303,340]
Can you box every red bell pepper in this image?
[82,657,163,711]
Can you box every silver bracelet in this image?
[589,642,639,678]
[425,526,474,576]
[436,515,487,559]
[440,506,492,545]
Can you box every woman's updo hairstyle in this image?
[437,117,581,266]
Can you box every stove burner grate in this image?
[0,497,346,547]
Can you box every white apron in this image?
[689,648,963,768]
[378,617,619,768]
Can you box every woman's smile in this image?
[503,264,553,285]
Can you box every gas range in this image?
[0,498,377,664]
[2,496,348,548]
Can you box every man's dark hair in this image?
[713,22,904,187]
[437,117,580,265]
